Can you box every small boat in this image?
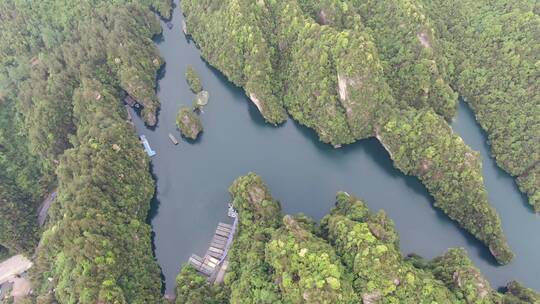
[166,22,173,29]
[125,95,141,108]
[227,203,237,218]
[140,135,156,157]
[168,133,179,145]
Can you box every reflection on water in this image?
[131,1,540,295]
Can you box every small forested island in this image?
[176,106,203,140]
[185,65,203,93]
[175,173,540,304]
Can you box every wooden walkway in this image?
[188,205,238,283]
[188,223,233,277]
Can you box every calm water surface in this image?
[131,2,540,295]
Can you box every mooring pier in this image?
[188,204,238,284]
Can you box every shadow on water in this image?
[152,32,165,44]
[289,109,501,266]
[147,196,161,230]
[456,98,534,214]
[146,162,161,225]
[182,132,204,145]
[183,33,193,44]
[290,118,335,153]
[245,98,281,128]
[145,164,166,293]
[452,100,540,268]
[203,59,286,130]
[130,103,159,131]
[156,62,167,84]
[515,185,532,212]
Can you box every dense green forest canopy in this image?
[296,0,540,214]
[0,80,48,257]
[421,0,540,211]
[0,0,172,302]
[185,65,203,93]
[176,105,203,140]
[0,0,537,302]
[181,0,515,264]
[298,0,458,121]
[175,173,540,304]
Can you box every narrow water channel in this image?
[131,2,540,295]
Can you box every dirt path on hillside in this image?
[0,255,32,285]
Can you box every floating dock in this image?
[168,133,179,145]
[188,206,238,283]
[140,135,156,157]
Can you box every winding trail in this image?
[37,191,57,226]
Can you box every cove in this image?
[131,2,540,295]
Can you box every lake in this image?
[131,1,540,295]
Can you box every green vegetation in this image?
[224,174,283,303]
[323,192,458,302]
[0,245,11,261]
[176,106,203,140]
[182,0,288,125]
[0,0,536,301]
[0,181,39,256]
[421,0,540,211]
[0,91,48,257]
[428,248,499,303]
[175,266,221,304]
[0,0,173,302]
[185,65,203,93]
[379,109,512,263]
[181,0,513,263]
[427,249,540,303]
[32,80,163,303]
[182,0,397,138]
[298,0,458,120]
[175,174,539,303]
[266,215,358,303]
[503,281,540,304]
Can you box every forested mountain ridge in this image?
[298,0,458,121]
[0,100,44,256]
[181,0,514,264]
[175,173,540,304]
[422,0,540,211]
[0,0,537,302]
[0,0,172,302]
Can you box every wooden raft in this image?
[188,222,234,277]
